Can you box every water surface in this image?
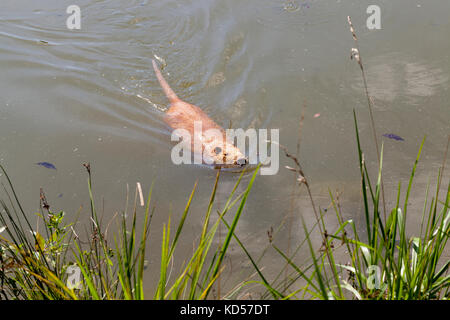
[1,0,449,297]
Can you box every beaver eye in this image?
[214,147,222,154]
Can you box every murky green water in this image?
[1,0,449,297]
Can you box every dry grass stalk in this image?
[347,16,387,220]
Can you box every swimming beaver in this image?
[152,59,248,168]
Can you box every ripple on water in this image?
[0,0,274,148]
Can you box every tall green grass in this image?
[254,16,446,300]
[0,163,260,300]
[255,112,449,300]
[0,124,448,300]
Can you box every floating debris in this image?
[383,133,404,141]
[35,162,57,170]
[314,113,321,118]
[283,1,300,12]
[283,1,310,12]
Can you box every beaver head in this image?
[203,136,248,168]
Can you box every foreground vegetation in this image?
[0,114,448,300]
[0,161,261,300]
[0,17,448,300]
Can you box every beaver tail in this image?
[152,59,179,103]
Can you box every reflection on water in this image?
[351,52,449,105]
[0,0,449,296]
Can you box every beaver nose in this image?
[236,158,248,166]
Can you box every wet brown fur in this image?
[152,59,247,167]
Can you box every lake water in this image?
[0,0,449,298]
